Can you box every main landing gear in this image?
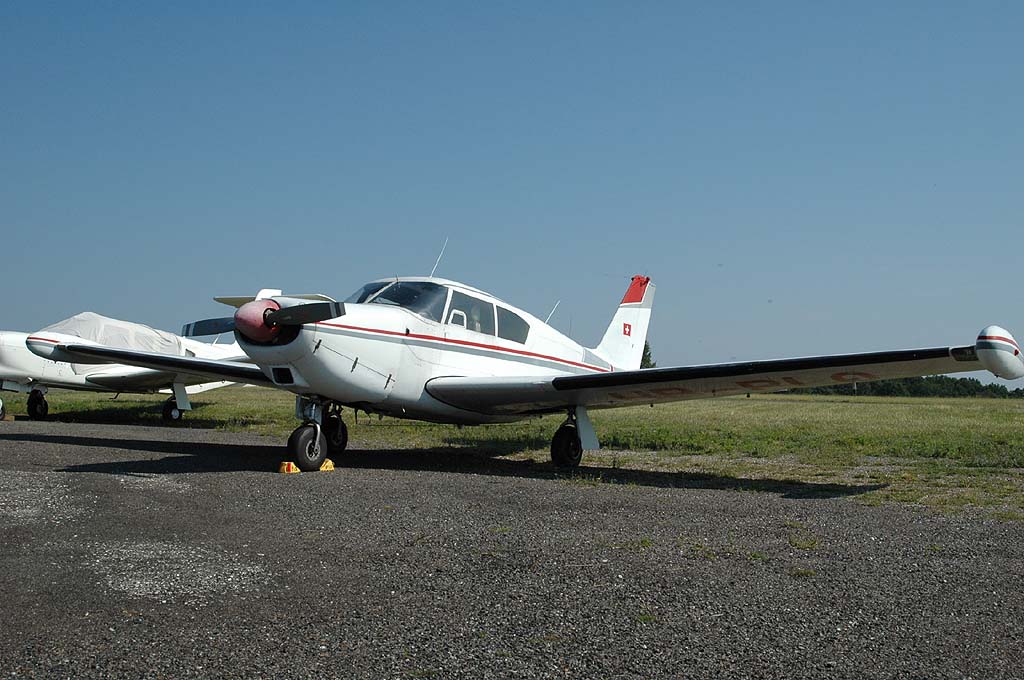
[0,397,6,421]
[27,389,49,420]
[162,397,184,422]
[550,413,584,469]
[288,398,348,471]
[550,406,600,469]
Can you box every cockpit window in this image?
[368,281,449,323]
[344,281,391,304]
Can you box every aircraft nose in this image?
[234,299,281,343]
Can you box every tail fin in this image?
[591,275,656,370]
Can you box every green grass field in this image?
[3,387,1023,518]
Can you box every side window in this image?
[448,291,495,335]
[497,307,530,344]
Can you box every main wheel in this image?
[287,424,328,472]
[0,399,6,421]
[27,393,48,420]
[161,398,183,422]
[324,414,348,455]
[550,424,583,468]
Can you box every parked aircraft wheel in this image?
[27,393,48,420]
[288,424,328,472]
[0,399,6,421]
[161,398,183,422]
[550,424,583,468]
[324,414,348,455]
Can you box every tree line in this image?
[789,375,1024,398]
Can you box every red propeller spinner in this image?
[233,299,282,343]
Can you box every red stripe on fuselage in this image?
[316,322,610,373]
[979,335,1021,351]
[26,336,59,344]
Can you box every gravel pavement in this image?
[1,420,1021,678]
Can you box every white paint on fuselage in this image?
[237,277,611,424]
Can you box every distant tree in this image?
[790,375,1022,398]
[641,341,657,369]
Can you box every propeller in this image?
[264,301,344,327]
[181,317,236,337]
[182,300,345,342]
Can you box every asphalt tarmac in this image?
[1,419,1021,678]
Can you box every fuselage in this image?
[238,277,613,424]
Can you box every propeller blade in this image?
[181,317,237,337]
[265,301,345,327]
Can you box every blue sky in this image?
[2,2,1021,378]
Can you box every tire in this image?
[550,424,583,468]
[0,400,6,421]
[27,396,48,421]
[324,414,348,455]
[287,424,328,472]
[161,399,183,422]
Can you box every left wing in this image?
[26,339,273,387]
[426,340,1015,416]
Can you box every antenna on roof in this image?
[429,236,449,278]
[544,300,560,324]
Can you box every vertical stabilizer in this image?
[590,275,655,371]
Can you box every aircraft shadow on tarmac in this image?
[0,432,884,500]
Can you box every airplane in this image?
[2,311,242,422]
[24,276,1024,471]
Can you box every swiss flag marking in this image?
[623,323,632,336]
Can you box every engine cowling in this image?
[975,326,1024,380]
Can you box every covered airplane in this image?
[25,277,1024,470]
[2,312,241,421]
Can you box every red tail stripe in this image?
[979,335,1020,351]
[621,275,651,304]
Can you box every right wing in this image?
[426,344,987,416]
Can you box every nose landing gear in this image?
[287,397,349,471]
[287,423,329,472]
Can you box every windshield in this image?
[344,281,391,304]
[369,281,448,322]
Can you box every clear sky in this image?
[2,2,1021,380]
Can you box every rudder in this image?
[590,275,655,370]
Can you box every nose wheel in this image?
[27,390,49,420]
[287,423,329,471]
[161,398,184,422]
[286,400,348,471]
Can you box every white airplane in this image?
[24,277,1024,471]
[2,312,241,421]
